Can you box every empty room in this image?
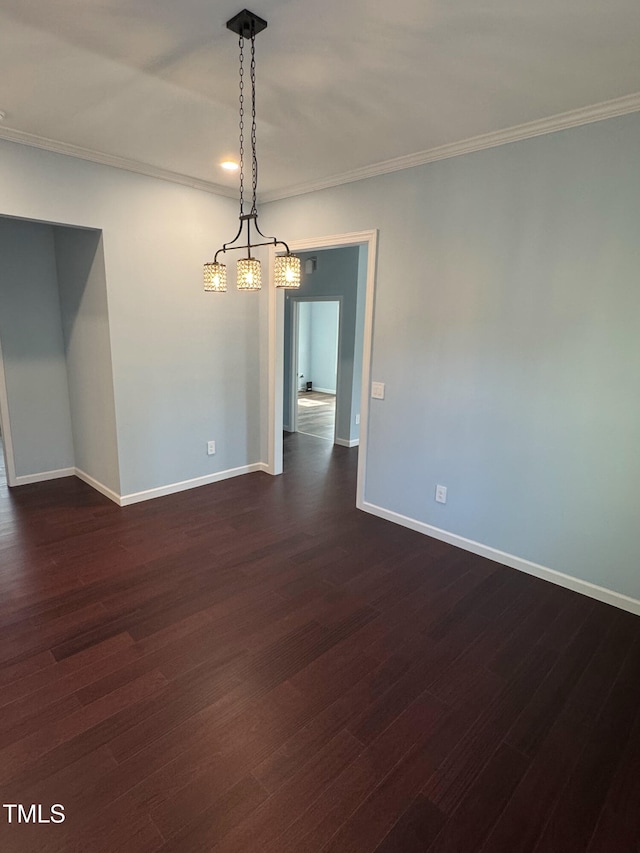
[1,1,640,851]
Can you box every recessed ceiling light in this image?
[220,160,239,171]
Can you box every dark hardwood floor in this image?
[1,432,639,852]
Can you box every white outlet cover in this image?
[435,484,447,504]
[371,381,385,400]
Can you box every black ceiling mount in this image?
[226,9,268,37]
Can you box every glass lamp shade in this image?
[237,257,262,290]
[204,262,227,292]
[274,254,301,288]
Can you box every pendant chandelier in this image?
[204,9,301,292]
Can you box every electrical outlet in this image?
[207,440,216,456]
[371,381,385,400]
[355,414,360,425]
[435,484,447,504]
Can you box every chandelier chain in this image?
[238,35,245,214]
[250,31,258,214]
[205,11,299,290]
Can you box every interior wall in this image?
[263,111,640,603]
[55,228,120,494]
[295,301,339,399]
[283,247,361,444]
[309,302,339,394]
[0,139,260,499]
[0,218,75,479]
[297,302,312,396]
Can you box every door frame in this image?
[0,333,17,486]
[289,295,342,440]
[267,229,378,510]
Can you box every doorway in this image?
[268,229,378,509]
[290,298,340,442]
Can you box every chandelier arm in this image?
[252,220,293,256]
[214,238,291,263]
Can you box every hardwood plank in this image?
[532,632,640,853]
[423,742,529,852]
[479,610,638,853]
[155,776,269,853]
[374,795,446,853]
[264,692,450,853]
[586,698,640,852]
[421,644,554,815]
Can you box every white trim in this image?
[1,94,639,204]
[75,468,122,505]
[334,438,359,448]
[119,462,268,506]
[260,92,640,203]
[6,457,269,507]
[0,334,17,487]
[291,299,301,434]
[14,467,75,485]
[310,387,337,396]
[359,500,640,618]
[267,229,378,512]
[0,126,237,199]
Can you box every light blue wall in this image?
[283,247,362,443]
[297,301,312,396]
[264,111,640,602]
[309,301,339,393]
[55,228,120,493]
[0,219,75,477]
[0,139,261,498]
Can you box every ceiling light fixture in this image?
[220,160,239,171]
[204,9,300,293]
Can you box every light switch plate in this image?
[371,381,385,400]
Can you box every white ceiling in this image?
[1,0,639,200]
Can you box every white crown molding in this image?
[260,91,640,203]
[0,126,237,199]
[1,92,639,203]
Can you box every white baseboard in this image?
[359,499,640,617]
[14,467,75,486]
[310,387,336,395]
[13,460,271,506]
[334,437,360,448]
[75,468,121,505]
[120,462,268,506]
